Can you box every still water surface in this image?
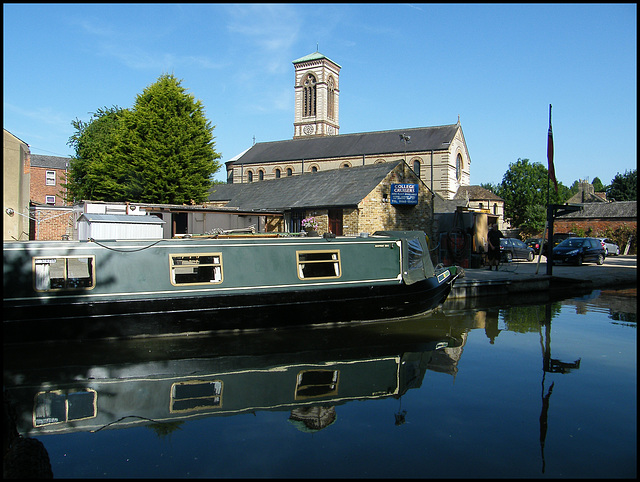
[4,288,636,478]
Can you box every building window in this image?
[287,168,293,177]
[34,256,95,291]
[247,171,253,182]
[479,203,483,210]
[341,162,351,168]
[413,160,421,177]
[493,203,498,215]
[297,251,341,279]
[45,195,56,205]
[327,77,335,120]
[275,168,281,179]
[170,254,223,285]
[46,170,56,186]
[456,154,463,181]
[311,166,318,173]
[303,74,317,117]
[258,170,264,181]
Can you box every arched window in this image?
[413,160,421,177]
[287,168,293,177]
[275,168,281,179]
[258,170,264,181]
[247,171,253,183]
[303,74,317,117]
[341,162,351,168]
[327,76,335,120]
[311,166,318,173]
[456,154,463,181]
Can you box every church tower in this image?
[292,52,340,138]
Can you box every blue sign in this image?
[390,183,419,205]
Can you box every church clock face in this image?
[303,124,315,135]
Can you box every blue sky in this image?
[3,3,637,187]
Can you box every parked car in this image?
[500,238,535,262]
[525,237,544,253]
[552,237,605,265]
[541,232,576,256]
[598,238,620,256]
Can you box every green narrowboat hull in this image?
[3,231,462,343]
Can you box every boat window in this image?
[295,370,339,400]
[170,380,223,413]
[170,254,223,285]
[407,238,424,272]
[33,389,97,427]
[33,256,95,291]
[297,251,341,279]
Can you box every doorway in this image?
[328,209,343,235]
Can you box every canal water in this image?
[4,288,636,478]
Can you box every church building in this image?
[225,51,472,202]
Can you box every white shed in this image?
[77,214,165,240]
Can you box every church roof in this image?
[209,161,401,211]
[228,124,460,166]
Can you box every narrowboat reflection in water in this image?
[4,314,467,437]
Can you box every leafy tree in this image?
[480,182,499,194]
[496,158,570,234]
[66,74,221,204]
[606,169,637,201]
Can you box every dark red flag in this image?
[547,105,558,193]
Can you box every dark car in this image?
[525,237,544,253]
[541,232,576,256]
[552,237,605,265]
[500,238,535,262]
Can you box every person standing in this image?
[487,223,504,271]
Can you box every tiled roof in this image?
[209,162,402,210]
[454,185,503,201]
[30,154,70,169]
[557,201,637,219]
[228,124,460,166]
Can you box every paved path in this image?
[448,254,636,302]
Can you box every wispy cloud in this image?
[67,14,224,72]
[5,103,70,130]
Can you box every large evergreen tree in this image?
[66,74,221,204]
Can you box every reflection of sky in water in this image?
[7,289,636,479]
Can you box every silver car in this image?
[598,238,620,256]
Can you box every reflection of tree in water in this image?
[288,406,336,433]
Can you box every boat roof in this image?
[78,213,165,224]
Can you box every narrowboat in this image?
[3,230,462,343]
